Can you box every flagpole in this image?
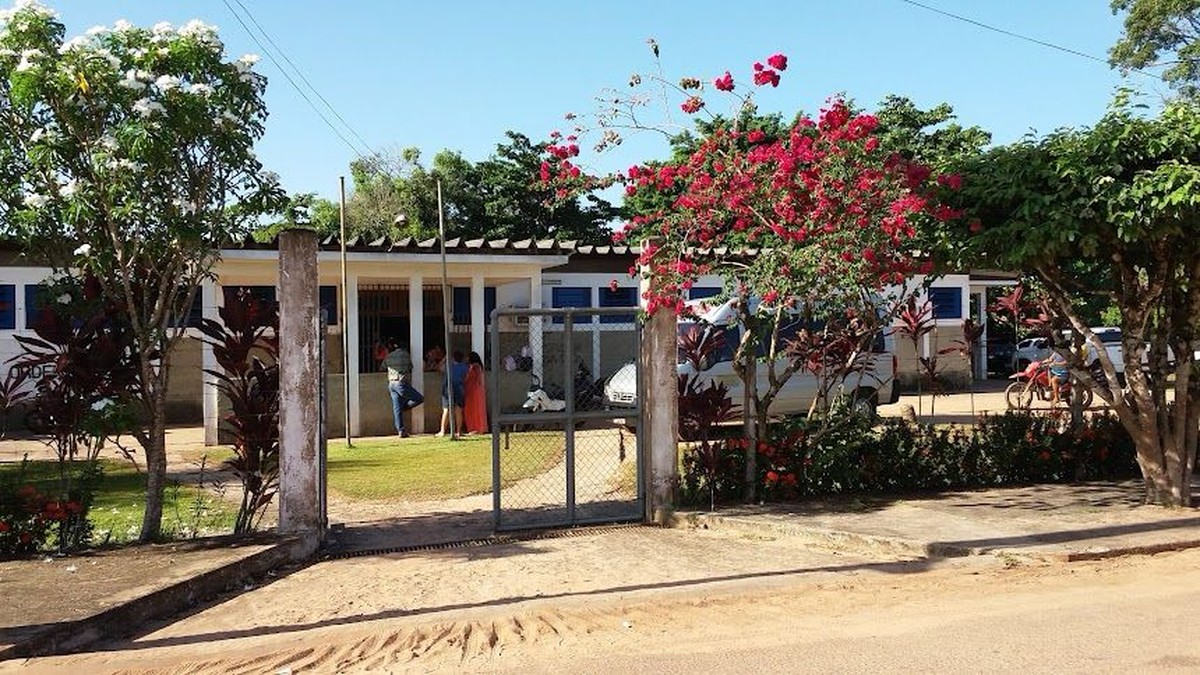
[339,176,352,447]
[437,179,457,440]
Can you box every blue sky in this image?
[51,0,1159,201]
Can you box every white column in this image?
[345,273,361,436]
[201,281,220,446]
[975,290,987,380]
[408,275,425,434]
[529,268,543,381]
[470,273,485,359]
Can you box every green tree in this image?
[1110,0,1200,95]
[343,134,615,243]
[956,93,1200,506]
[0,5,285,539]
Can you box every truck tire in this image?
[851,387,878,421]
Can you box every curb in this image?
[0,534,319,661]
[668,512,1200,563]
[667,512,974,559]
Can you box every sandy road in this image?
[8,533,1200,674]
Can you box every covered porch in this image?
[202,238,573,443]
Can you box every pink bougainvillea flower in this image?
[680,96,705,114]
[747,129,766,144]
[767,53,788,71]
[609,279,619,292]
[752,69,780,87]
[713,71,734,91]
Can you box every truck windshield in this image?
[678,322,739,367]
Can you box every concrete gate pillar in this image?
[640,270,678,522]
[277,229,322,540]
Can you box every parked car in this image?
[985,338,1015,378]
[604,297,899,419]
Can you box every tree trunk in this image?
[742,356,757,503]
[1134,427,1194,508]
[139,387,168,541]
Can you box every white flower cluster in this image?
[172,197,198,215]
[187,82,214,96]
[113,19,133,32]
[97,135,119,152]
[0,0,57,23]
[155,74,181,92]
[15,47,40,72]
[178,19,221,49]
[23,192,48,208]
[74,243,91,256]
[232,53,260,82]
[132,97,165,117]
[60,177,78,197]
[58,35,88,54]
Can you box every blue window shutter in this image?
[452,287,472,325]
[319,285,338,326]
[484,287,497,323]
[23,284,47,329]
[928,287,962,320]
[167,289,205,329]
[688,286,720,300]
[223,285,276,311]
[598,286,637,324]
[551,287,590,324]
[0,285,15,330]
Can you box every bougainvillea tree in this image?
[0,3,285,539]
[542,45,957,500]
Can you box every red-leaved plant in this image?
[195,290,280,534]
[677,325,741,510]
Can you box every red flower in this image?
[762,289,779,304]
[681,96,705,114]
[782,473,797,486]
[713,71,734,91]
[767,53,788,71]
[752,69,780,87]
[1038,450,1052,461]
[0,521,9,533]
[864,137,879,153]
[766,470,779,483]
[608,279,619,292]
[746,129,766,144]
[968,219,983,234]
[936,173,962,190]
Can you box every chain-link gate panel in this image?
[490,308,642,531]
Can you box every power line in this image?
[220,0,373,158]
[229,0,375,154]
[896,0,1163,81]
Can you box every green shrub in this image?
[679,411,1139,508]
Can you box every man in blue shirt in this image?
[384,339,423,438]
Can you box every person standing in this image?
[437,350,469,437]
[384,339,423,438]
[463,351,488,434]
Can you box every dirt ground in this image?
[8,538,1200,674]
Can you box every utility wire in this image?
[897,0,1163,81]
[229,0,376,154]
[220,0,373,158]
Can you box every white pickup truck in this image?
[603,298,899,419]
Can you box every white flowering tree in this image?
[0,1,285,540]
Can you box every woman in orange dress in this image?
[463,351,488,434]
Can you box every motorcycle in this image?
[520,364,607,414]
[1005,359,1093,410]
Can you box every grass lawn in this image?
[0,458,235,546]
[326,433,564,502]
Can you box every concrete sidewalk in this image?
[674,480,1200,561]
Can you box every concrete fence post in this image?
[640,266,678,523]
[277,229,322,540]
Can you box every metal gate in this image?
[489,307,643,531]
